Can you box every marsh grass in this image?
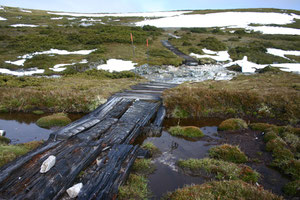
[168,126,204,138]
[165,180,282,200]
[163,72,300,122]
[218,118,248,131]
[36,113,71,128]
[209,144,248,163]
[177,158,260,183]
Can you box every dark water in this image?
[0,113,83,144]
[139,118,222,199]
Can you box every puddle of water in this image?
[0,113,83,144]
[138,118,222,199]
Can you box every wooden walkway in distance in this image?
[0,82,177,200]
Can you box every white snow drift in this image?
[136,12,300,35]
[10,24,39,27]
[20,9,32,13]
[47,11,191,18]
[97,59,136,72]
[190,48,232,62]
[5,49,96,66]
[0,68,45,76]
[0,16,6,20]
[224,56,300,73]
[267,48,300,59]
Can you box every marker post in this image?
[130,33,135,57]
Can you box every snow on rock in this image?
[0,16,6,20]
[0,68,44,76]
[10,24,39,27]
[40,155,56,173]
[97,59,136,72]
[20,9,32,13]
[246,26,300,35]
[136,12,300,29]
[66,183,83,198]
[267,48,300,59]
[190,49,232,62]
[51,17,63,20]
[47,11,191,18]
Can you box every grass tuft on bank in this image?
[209,144,248,163]
[168,126,204,138]
[218,118,248,131]
[165,180,282,200]
[36,113,71,128]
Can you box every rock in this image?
[0,130,6,136]
[40,155,56,173]
[66,183,83,198]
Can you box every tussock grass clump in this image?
[177,158,259,183]
[32,110,44,115]
[197,36,227,51]
[0,141,43,167]
[163,72,300,122]
[249,123,277,132]
[165,180,282,200]
[118,174,150,200]
[36,113,71,128]
[168,126,204,138]
[0,136,10,144]
[283,180,300,196]
[209,144,248,163]
[141,142,160,157]
[218,118,248,131]
[132,159,156,175]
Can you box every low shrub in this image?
[283,180,300,196]
[209,144,248,163]
[168,126,204,138]
[197,37,227,51]
[218,118,248,131]
[36,113,71,128]
[132,159,155,175]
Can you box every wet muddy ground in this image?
[136,118,292,199]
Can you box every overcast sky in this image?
[1,0,299,13]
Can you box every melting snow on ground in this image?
[5,49,96,66]
[224,56,300,73]
[50,59,88,72]
[97,59,136,72]
[10,24,39,27]
[0,16,6,20]
[190,49,232,62]
[0,68,44,76]
[47,11,191,18]
[136,12,300,35]
[168,33,181,39]
[20,9,32,13]
[51,17,63,20]
[267,48,300,59]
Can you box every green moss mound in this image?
[249,123,276,132]
[209,144,248,163]
[177,158,259,183]
[0,136,10,144]
[32,110,44,115]
[0,141,43,167]
[166,180,282,200]
[218,118,248,131]
[283,180,300,196]
[141,142,161,157]
[36,113,71,128]
[118,174,149,200]
[168,126,204,138]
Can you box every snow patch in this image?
[0,68,45,76]
[224,56,300,73]
[136,12,300,30]
[51,17,63,20]
[190,49,232,62]
[246,26,300,35]
[267,48,300,59]
[47,11,191,18]
[0,16,7,20]
[5,49,96,66]
[97,59,136,72]
[81,18,102,22]
[20,9,32,13]
[10,24,39,27]
[168,33,181,39]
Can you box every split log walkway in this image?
[161,40,198,66]
[0,82,177,200]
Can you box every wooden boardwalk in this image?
[161,40,198,66]
[0,82,177,200]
